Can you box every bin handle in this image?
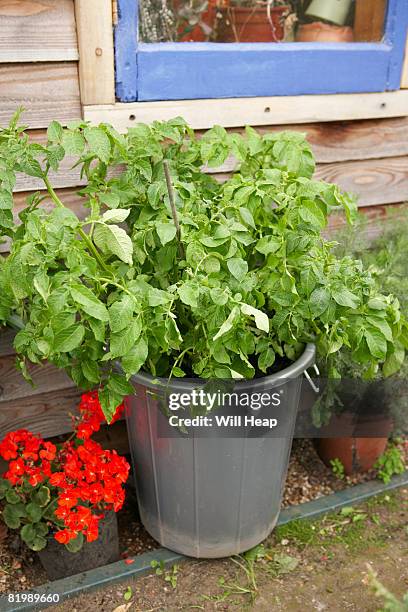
[303,364,320,393]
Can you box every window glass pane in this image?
[139,1,388,44]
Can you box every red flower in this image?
[58,494,78,509]
[84,515,100,542]
[28,469,45,487]
[54,529,74,544]
[39,441,56,461]
[49,472,67,487]
[0,391,130,548]
[75,391,125,439]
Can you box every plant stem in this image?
[42,175,64,209]
[42,173,111,274]
[78,228,111,273]
[163,160,185,259]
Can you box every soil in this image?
[53,488,408,612]
[0,439,406,601]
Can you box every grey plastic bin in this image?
[126,344,315,558]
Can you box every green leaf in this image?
[33,271,50,303]
[30,536,47,551]
[300,268,316,296]
[110,319,142,358]
[121,337,148,377]
[32,486,51,508]
[299,200,326,230]
[61,131,85,156]
[98,387,124,423]
[94,223,133,265]
[0,189,13,210]
[109,295,134,333]
[3,503,26,529]
[239,207,256,229]
[82,359,100,383]
[47,120,63,143]
[365,327,388,360]
[102,209,130,224]
[156,222,177,246]
[203,256,220,274]
[383,347,405,377]
[332,287,360,309]
[368,297,388,310]
[258,348,275,373]
[213,306,239,341]
[5,489,20,504]
[84,127,111,163]
[26,502,42,523]
[53,324,85,352]
[0,478,10,500]
[210,287,228,306]
[100,193,120,208]
[366,317,393,342]
[21,523,36,545]
[70,284,109,322]
[178,282,199,308]
[108,373,134,395]
[255,235,281,256]
[227,258,248,282]
[65,532,84,553]
[200,235,229,248]
[240,303,269,333]
[124,586,133,602]
[310,287,330,317]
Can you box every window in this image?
[115,0,408,101]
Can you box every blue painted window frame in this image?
[115,0,408,102]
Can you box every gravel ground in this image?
[0,438,406,595]
[54,488,408,612]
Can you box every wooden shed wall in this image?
[0,0,408,442]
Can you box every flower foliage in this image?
[0,393,128,552]
[0,111,407,422]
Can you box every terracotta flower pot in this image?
[296,21,354,42]
[314,412,392,475]
[216,5,289,42]
[177,0,219,42]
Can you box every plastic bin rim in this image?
[126,343,316,393]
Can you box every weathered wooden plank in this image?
[84,91,408,131]
[0,0,78,63]
[0,355,76,403]
[314,156,408,206]
[0,329,17,358]
[0,386,82,440]
[75,0,115,104]
[0,63,82,128]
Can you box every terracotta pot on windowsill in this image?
[314,412,392,475]
[296,21,354,43]
[215,5,289,42]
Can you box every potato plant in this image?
[0,111,406,420]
